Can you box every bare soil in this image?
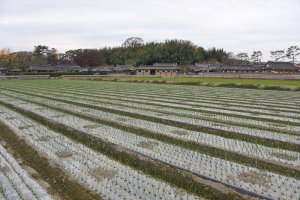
[36,136,52,142]
[89,167,117,181]
[18,125,35,130]
[83,124,100,129]
[171,130,188,136]
[137,141,159,150]
[238,171,270,188]
[55,151,73,158]
[0,166,10,173]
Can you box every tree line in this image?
[0,37,299,71]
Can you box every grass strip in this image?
[95,77,300,91]
[0,99,248,200]
[0,122,101,200]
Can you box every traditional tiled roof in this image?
[153,63,178,67]
[79,67,112,72]
[114,65,135,71]
[188,66,219,72]
[218,65,260,71]
[29,65,81,72]
[136,63,180,70]
[136,66,180,70]
[189,64,262,72]
[194,63,210,68]
[264,62,294,69]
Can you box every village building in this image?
[136,63,180,77]
[187,63,221,75]
[113,65,136,75]
[215,65,263,73]
[79,66,112,74]
[187,62,298,74]
[29,65,81,72]
[263,61,296,73]
[0,67,6,75]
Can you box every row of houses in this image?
[29,64,136,75]
[137,62,299,77]
[0,65,135,75]
[188,62,297,75]
[1,62,299,77]
[28,65,81,72]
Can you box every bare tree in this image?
[286,46,300,65]
[270,50,285,62]
[227,52,235,59]
[236,52,249,61]
[14,51,33,70]
[74,49,106,74]
[122,37,144,49]
[251,51,263,63]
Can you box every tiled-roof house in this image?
[215,65,263,72]
[113,65,136,75]
[187,63,221,74]
[263,62,295,72]
[0,67,6,75]
[136,63,180,77]
[29,65,81,72]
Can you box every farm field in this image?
[99,77,300,87]
[0,79,300,200]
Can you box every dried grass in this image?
[36,136,52,142]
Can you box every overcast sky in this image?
[0,0,299,60]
